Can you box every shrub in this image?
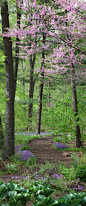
[0,181,31,206]
[57,192,86,206]
[76,164,86,181]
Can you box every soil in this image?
[28,135,73,164]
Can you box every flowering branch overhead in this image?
[1,0,86,79]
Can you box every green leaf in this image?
[47,197,58,206]
[0,191,9,200]
[36,194,46,201]
[8,182,17,190]
[8,190,17,197]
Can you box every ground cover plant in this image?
[15,146,35,162]
[76,164,86,182]
[0,133,86,206]
[52,137,86,182]
[15,133,48,145]
[0,181,86,206]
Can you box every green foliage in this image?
[29,182,58,206]
[81,153,86,164]
[0,181,58,206]
[76,164,86,182]
[70,152,86,168]
[0,171,5,176]
[0,181,86,206]
[67,147,85,152]
[42,84,76,134]
[15,134,43,145]
[30,182,54,198]
[52,142,85,152]
[52,178,70,194]
[20,155,37,166]
[71,153,80,167]
[0,181,31,206]
[13,71,86,139]
[20,145,31,151]
[53,133,73,144]
[5,163,19,174]
[38,161,57,174]
[37,0,52,5]
[57,192,86,206]
[58,165,76,181]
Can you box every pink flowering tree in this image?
[46,0,86,147]
[4,0,56,133]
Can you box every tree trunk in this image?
[14,2,21,98]
[27,54,36,131]
[71,66,82,147]
[36,34,46,135]
[36,74,44,134]
[1,1,14,158]
[0,115,4,149]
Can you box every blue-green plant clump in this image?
[0,181,86,206]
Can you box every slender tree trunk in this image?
[71,66,82,147]
[48,81,50,105]
[0,115,4,149]
[36,34,46,135]
[1,1,14,158]
[14,2,21,98]
[36,74,44,134]
[27,54,36,131]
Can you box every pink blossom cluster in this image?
[1,0,86,79]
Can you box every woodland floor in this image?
[0,136,76,181]
[0,135,86,205]
[0,135,86,181]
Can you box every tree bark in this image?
[0,115,4,149]
[1,1,14,158]
[36,34,46,135]
[27,54,36,131]
[71,65,82,147]
[36,74,44,134]
[14,1,22,98]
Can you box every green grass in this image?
[6,163,19,174]
[15,134,42,145]
[15,132,54,146]
[52,143,86,152]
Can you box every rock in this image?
[62,152,72,157]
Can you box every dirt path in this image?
[27,136,72,165]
